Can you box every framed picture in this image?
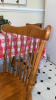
[0,0,27,5]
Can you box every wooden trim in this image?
[0,7,45,13]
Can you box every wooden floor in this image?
[0,73,26,100]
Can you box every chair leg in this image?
[28,93,32,100]
[38,69,40,73]
[35,76,37,84]
[11,56,15,67]
[29,53,41,84]
[11,56,23,66]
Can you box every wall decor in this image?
[0,0,26,5]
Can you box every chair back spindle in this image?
[3,32,7,73]
[16,35,23,77]
[25,38,36,86]
[8,33,12,73]
[19,36,28,80]
[12,34,18,74]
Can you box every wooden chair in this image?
[0,24,51,100]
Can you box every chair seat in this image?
[0,73,27,100]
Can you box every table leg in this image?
[11,56,15,67]
[38,69,40,73]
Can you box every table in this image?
[0,31,46,69]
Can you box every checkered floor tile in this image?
[32,60,56,100]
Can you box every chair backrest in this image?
[26,23,42,28]
[2,24,51,100]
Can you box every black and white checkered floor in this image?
[32,60,56,100]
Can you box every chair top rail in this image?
[26,23,42,27]
[2,24,51,40]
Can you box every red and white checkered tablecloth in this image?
[0,32,46,60]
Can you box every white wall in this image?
[0,0,45,9]
[44,0,56,65]
[0,0,45,27]
[0,0,45,64]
